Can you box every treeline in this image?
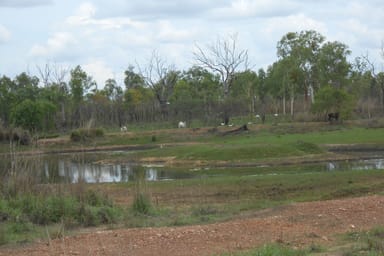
[1,30,384,133]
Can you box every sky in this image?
[0,0,383,87]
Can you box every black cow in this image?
[328,112,339,122]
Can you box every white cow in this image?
[178,121,186,128]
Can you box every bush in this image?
[97,206,120,224]
[0,128,31,145]
[84,190,113,207]
[20,196,77,225]
[294,140,323,154]
[77,204,99,227]
[132,193,152,215]
[70,128,105,142]
[1,191,119,227]
[367,228,384,253]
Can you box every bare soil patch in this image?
[1,195,383,256]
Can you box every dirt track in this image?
[1,195,383,256]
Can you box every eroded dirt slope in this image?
[1,195,383,256]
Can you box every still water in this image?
[43,152,384,183]
[2,151,384,184]
[43,160,195,183]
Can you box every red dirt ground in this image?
[1,195,383,256]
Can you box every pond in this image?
[1,150,384,184]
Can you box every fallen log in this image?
[222,124,248,136]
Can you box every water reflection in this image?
[42,159,179,184]
[1,151,384,184]
[45,157,384,184]
[326,158,384,171]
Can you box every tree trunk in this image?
[381,87,384,113]
[60,102,66,130]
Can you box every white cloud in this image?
[29,32,77,58]
[94,0,221,19]
[2,0,384,85]
[262,14,327,38]
[211,0,297,18]
[82,59,115,86]
[336,19,384,52]
[155,20,197,43]
[66,2,145,30]
[0,24,10,43]
[0,0,52,7]
[65,2,96,26]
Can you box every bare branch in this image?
[137,50,178,117]
[36,63,51,87]
[52,63,69,86]
[362,52,376,76]
[36,62,68,87]
[193,33,248,95]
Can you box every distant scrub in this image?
[70,128,105,142]
[0,127,31,145]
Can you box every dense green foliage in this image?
[0,30,383,134]
[311,85,355,119]
[70,127,105,142]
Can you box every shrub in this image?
[21,196,77,225]
[70,129,82,142]
[70,128,105,142]
[2,128,32,145]
[1,192,120,227]
[97,206,120,224]
[84,190,112,207]
[132,193,152,215]
[294,140,323,154]
[367,227,384,253]
[77,204,99,227]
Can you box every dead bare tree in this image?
[381,40,384,60]
[193,34,249,124]
[36,62,69,129]
[139,51,178,120]
[36,62,68,87]
[362,51,384,115]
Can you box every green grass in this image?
[340,227,384,255]
[131,140,323,162]
[114,169,384,229]
[1,122,384,246]
[0,190,123,245]
[124,127,384,163]
[219,243,308,256]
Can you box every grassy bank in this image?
[0,122,384,246]
[222,226,384,255]
[112,126,384,166]
[105,169,384,228]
